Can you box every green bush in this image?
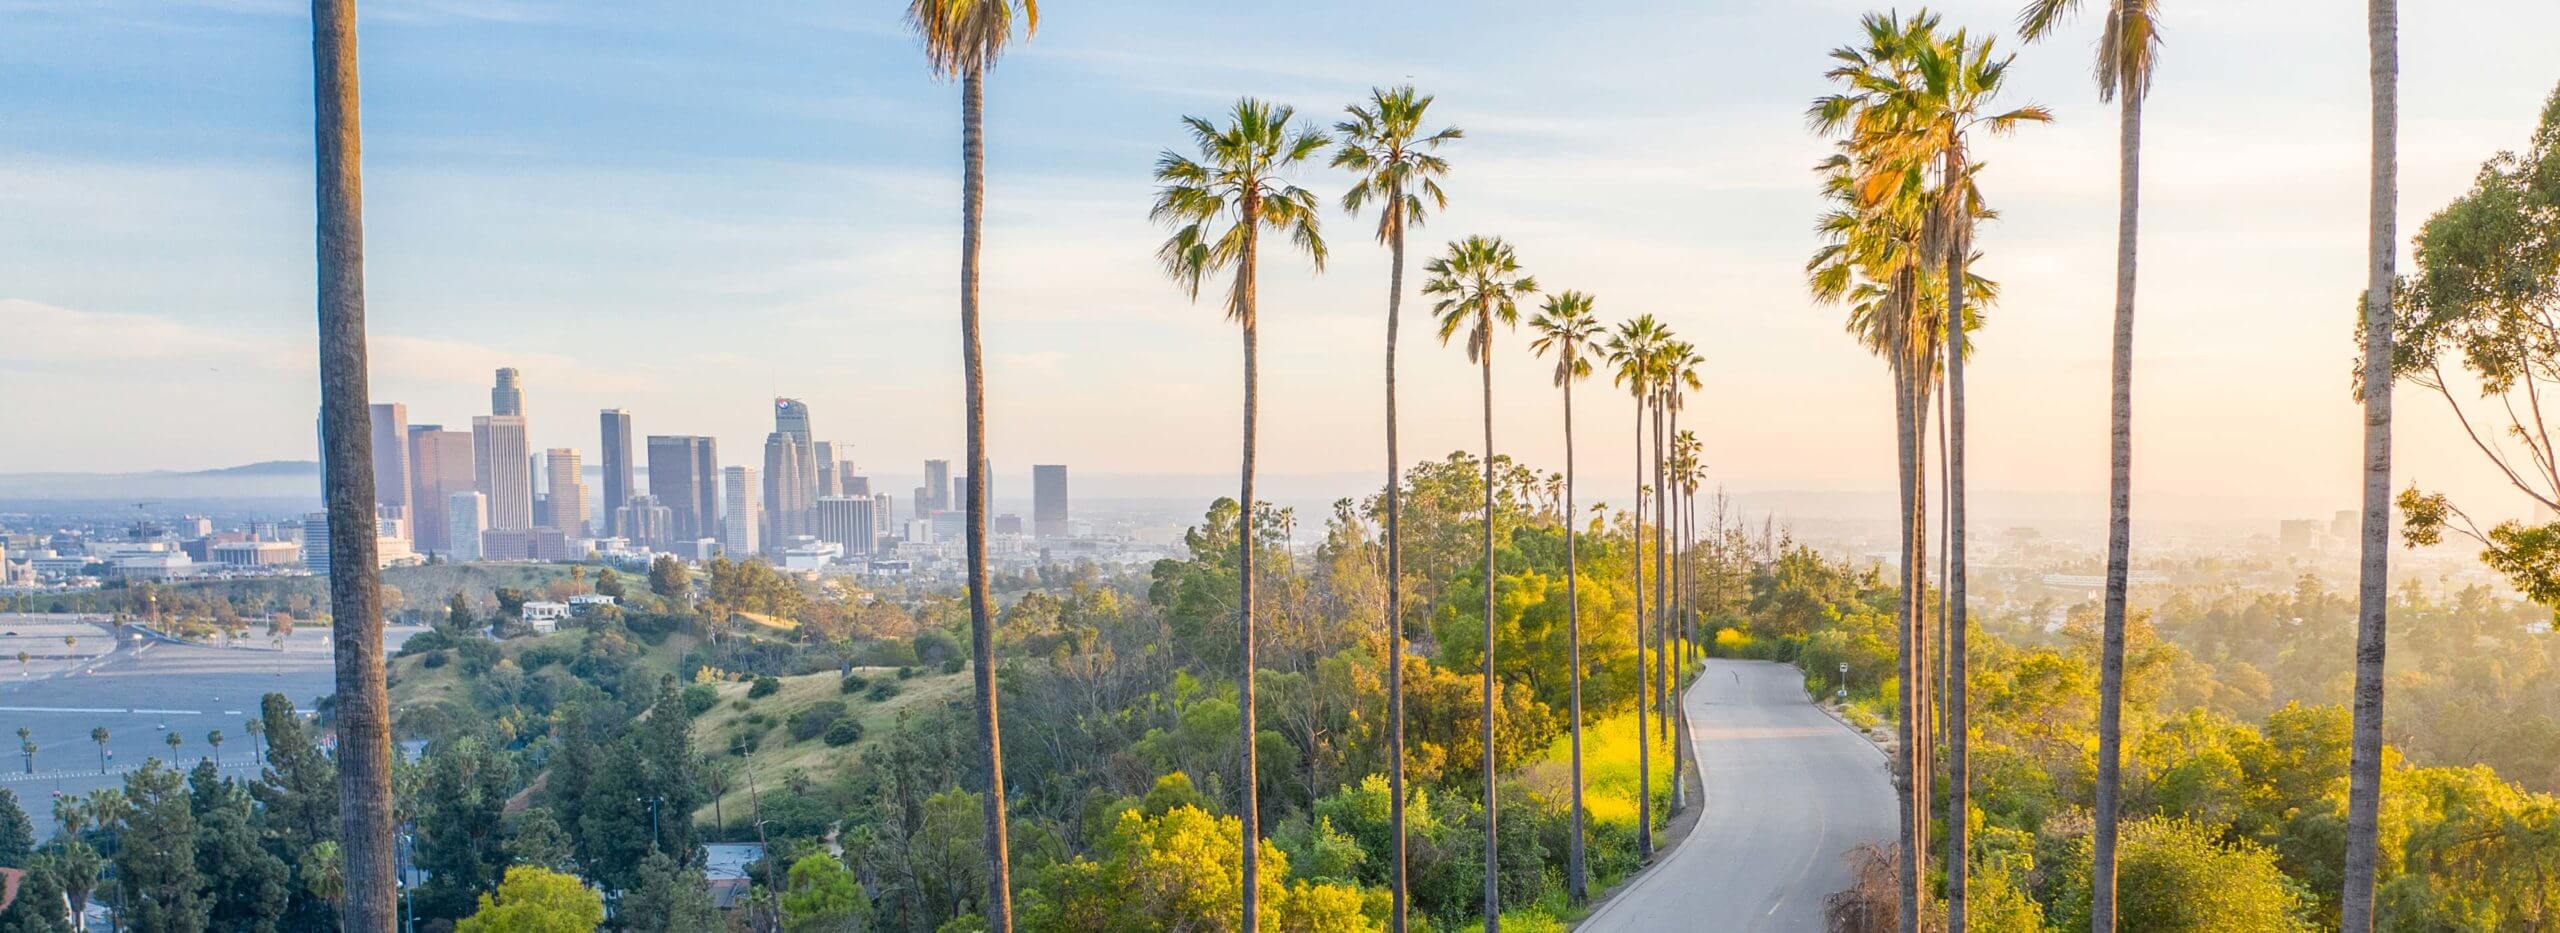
[896,666,916,680]
[941,657,966,675]
[748,675,782,699]
[866,682,900,703]
[420,651,449,669]
[838,674,870,695]
[787,701,848,742]
[823,718,864,747]
[681,683,719,717]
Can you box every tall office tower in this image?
[924,459,952,513]
[301,511,333,575]
[844,474,872,497]
[1033,464,1069,539]
[815,496,877,558]
[874,492,895,530]
[954,466,991,513]
[773,399,818,513]
[762,432,812,549]
[472,415,534,530]
[544,449,589,536]
[645,435,720,542]
[813,441,841,499]
[723,466,762,557]
[446,491,487,562]
[599,409,634,535]
[617,494,672,550]
[492,367,524,416]
[407,426,475,553]
[775,398,812,442]
[368,403,411,531]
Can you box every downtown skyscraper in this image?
[368,402,410,532]
[762,431,812,550]
[1033,464,1070,539]
[492,367,524,416]
[646,435,719,543]
[722,465,761,557]
[473,415,533,531]
[599,409,634,536]
[408,425,475,553]
[544,449,588,536]
[924,458,952,513]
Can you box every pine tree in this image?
[112,762,210,933]
[0,790,33,869]
[188,762,290,933]
[415,737,515,920]
[622,851,722,933]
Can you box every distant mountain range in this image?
[0,461,323,499]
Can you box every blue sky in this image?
[7,0,2560,523]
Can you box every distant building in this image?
[1033,464,1069,539]
[815,496,877,558]
[303,511,333,576]
[544,449,589,537]
[408,426,475,554]
[647,435,720,543]
[447,492,488,562]
[2279,519,2322,553]
[600,409,634,536]
[473,415,534,531]
[778,538,842,572]
[491,367,525,417]
[763,433,812,550]
[814,441,841,499]
[210,540,300,567]
[520,601,570,634]
[369,403,411,532]
[617,494,673,551]
[700,843,764,910]
[924,459,951,513]
[723,466,762,557]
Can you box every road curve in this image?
[1578,659,1896,932]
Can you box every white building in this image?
[520,601,571,634]
[447,492,488,562]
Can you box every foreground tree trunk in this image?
[309,2,394,928]
[2341,1,2398,926]
[1562,367,1589,905]
[958,66,1017,933]
[1944,192,1974,933]
[2092,84,2147,933]
[1383,209,1413,933]
[1478,309,1501,933]
[1631,393,1653,859]
[1893,363,1922,933]
[1238,194,1265,933]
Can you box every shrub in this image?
[748,675,782,699]
[732,732,761,755]
[941,657,966,675]
[731,699,751,712]
[420,651,449,669]
[823,718,864,747]
[838,674,870,695]
[896,666,916,680]
[681,683,719,717]
[866,682,900,703]
[787,701,848,742]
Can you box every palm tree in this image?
[16,727,33,775]
[90,727,107,774]
[2341,1,2398,927]
[164,731,182,760]
[1425,235,1537,931]
[1604,314,1669,859]
[246,717,265,766]
[1151,97,1329,932]
[1333,86,1459,932]
[2016,3,2161,926]
[309,1,396,928]
[208,729,225,768]
[1655,340,1702,811]
[908,3,1039,927]
[1529,291,1603,905]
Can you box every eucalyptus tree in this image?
[1332,86,1459,931]
[1151,98,1329,931]
[1528,290,1603,905]
[1603,314,1670,859]
[2342,0,2398,927]
[907,2,1041,926]
[1424,234,1537,931]
[2014,2,2163,924]
[308,2,397,926]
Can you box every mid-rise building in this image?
[600,409,634,536]
[473,415,534,530]
[210,540,300,568]
[369,403,410,530]
[448,492,488,562]
[302,511,333,576]
[646,435,720,543]
[1033,464,1069,539]
[544,448,589,537]
[814,496,878,558]
[408,425,475,554]
[723,466,762,558]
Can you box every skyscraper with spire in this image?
[492,367,524,416]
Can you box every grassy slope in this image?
[689,665,972,826]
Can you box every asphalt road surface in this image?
[1579,659,1897,932]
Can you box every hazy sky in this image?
[6,0,2558,525]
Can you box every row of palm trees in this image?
[1808,2,2403,931]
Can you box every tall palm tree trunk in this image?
[1238,197,1265,933]
[1384,210,1412,933]
[1662,400,1684,812]
[2341,2,2397,926]
[958,67,1016,933]
[1631,396,1652,859]
[1945,204,1974,933]
[311,3,394,928]
[1937,394,1950,763]
[2091,86,2145,933]
[1563,368,1589,906]
[1478,314,1500,933]
[1652,391,1670,751]
[1893,362,1922,933]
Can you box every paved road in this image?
[1580,659,1897,932]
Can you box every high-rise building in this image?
[472,415,533,531]
[544,449,588,536]
[762,432,812,550]
[873,492,895,530]
[408,426,475,553]
[302,511,333,576]
[599,409,634,536]
[924,459,952,513]
[814,441,841,499]
[723,466,762,557]
[774,400,819,517]
[646,436,720,542]
[1033,464,1069,539]
[844,474,872,497]
[775,398,811,443]
[368,403,411,531]
[447,491,487,562]
[617,494,672,550]
[492,367,524,416]
[815,496,877,558]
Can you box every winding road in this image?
[1579,659,1897,932]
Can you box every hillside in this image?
[689,665,972,829]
